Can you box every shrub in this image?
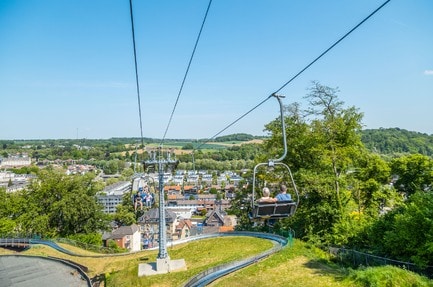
[349,265,433,287]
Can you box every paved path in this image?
[0,255,89,287]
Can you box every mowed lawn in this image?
[210,240,354,287]
[1,237,356,286]
[2,236,431,286]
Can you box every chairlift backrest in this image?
[252,200,297,219]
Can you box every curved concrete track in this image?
[182,232,288,287]
[0,255,91,287]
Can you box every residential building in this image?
[97,181,132,214]
[173,219,193,240]
[137,208,178,246]
[103,224,141,252]
[0,155,31,168]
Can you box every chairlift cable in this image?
[193,0,391,151]
[160,0,213,146]
[128,0,145,150]
[274,0,391,94]
[193,94,273,151]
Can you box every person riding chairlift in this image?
[134,188,143,211]
[258,187,276,203]
[276,184,292,201]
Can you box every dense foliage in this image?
[361,128,433,156]
[0,168,110,237]
[230,82,433,270]
[1,135,262,173]
[365,191,433,266]
[348,265,433,287]
[213,133,262,142]
[176,144,262,171]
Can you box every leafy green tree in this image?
[304,82,364,213]
[262,82,383,245]
[0,218,16,236]
[367,191,433,266]
[0,188,23,235]
[182,143,194,150]
[226,184,254,230]
[68,232,103,246]
[11,166,39,175]
[19,168,109,237]
[209,187,218,194]
[391,154,433,196]
[351,153,396,216]
[121,167,134,178]
[103,160,120,174]
[112,204,136,226]
[0,188,17,235]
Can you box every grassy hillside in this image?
[210,240,433,287]
[1,237,431,287]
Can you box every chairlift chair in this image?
[250,94,300,221]
[250,161,299,220]
[131,174,157,209]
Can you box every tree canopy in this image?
[1,168,110,237]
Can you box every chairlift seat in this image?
[251,200,297,220]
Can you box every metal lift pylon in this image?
[138,147,186,276]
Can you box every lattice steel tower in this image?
[144,147,178,260]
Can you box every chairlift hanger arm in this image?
[270,94,287,163]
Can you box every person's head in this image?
[262,187,270,197]
[280,185,287,193]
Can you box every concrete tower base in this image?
[138,257,187,276]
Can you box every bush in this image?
[349,265,433,287]
[67,233,102,246]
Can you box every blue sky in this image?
[1,0,432,140]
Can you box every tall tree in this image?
[367,191,433,266]
[19,168,109,237]
[263,82,383,245]
[391,154,433,196]
[0,188,22,235]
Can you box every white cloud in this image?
[424,70,433,75]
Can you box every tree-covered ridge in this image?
[361,128,433,156]
[213,133,263,142]
[4,127,433,161]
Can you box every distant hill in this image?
[361,128,433,156]
[213,133,264,142]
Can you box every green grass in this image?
[209,240,354,287]
[107,238,356,287]
[4,236,432,287]
[348,265,433,287]
[208,241,433,287]
[106,236,272,287]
